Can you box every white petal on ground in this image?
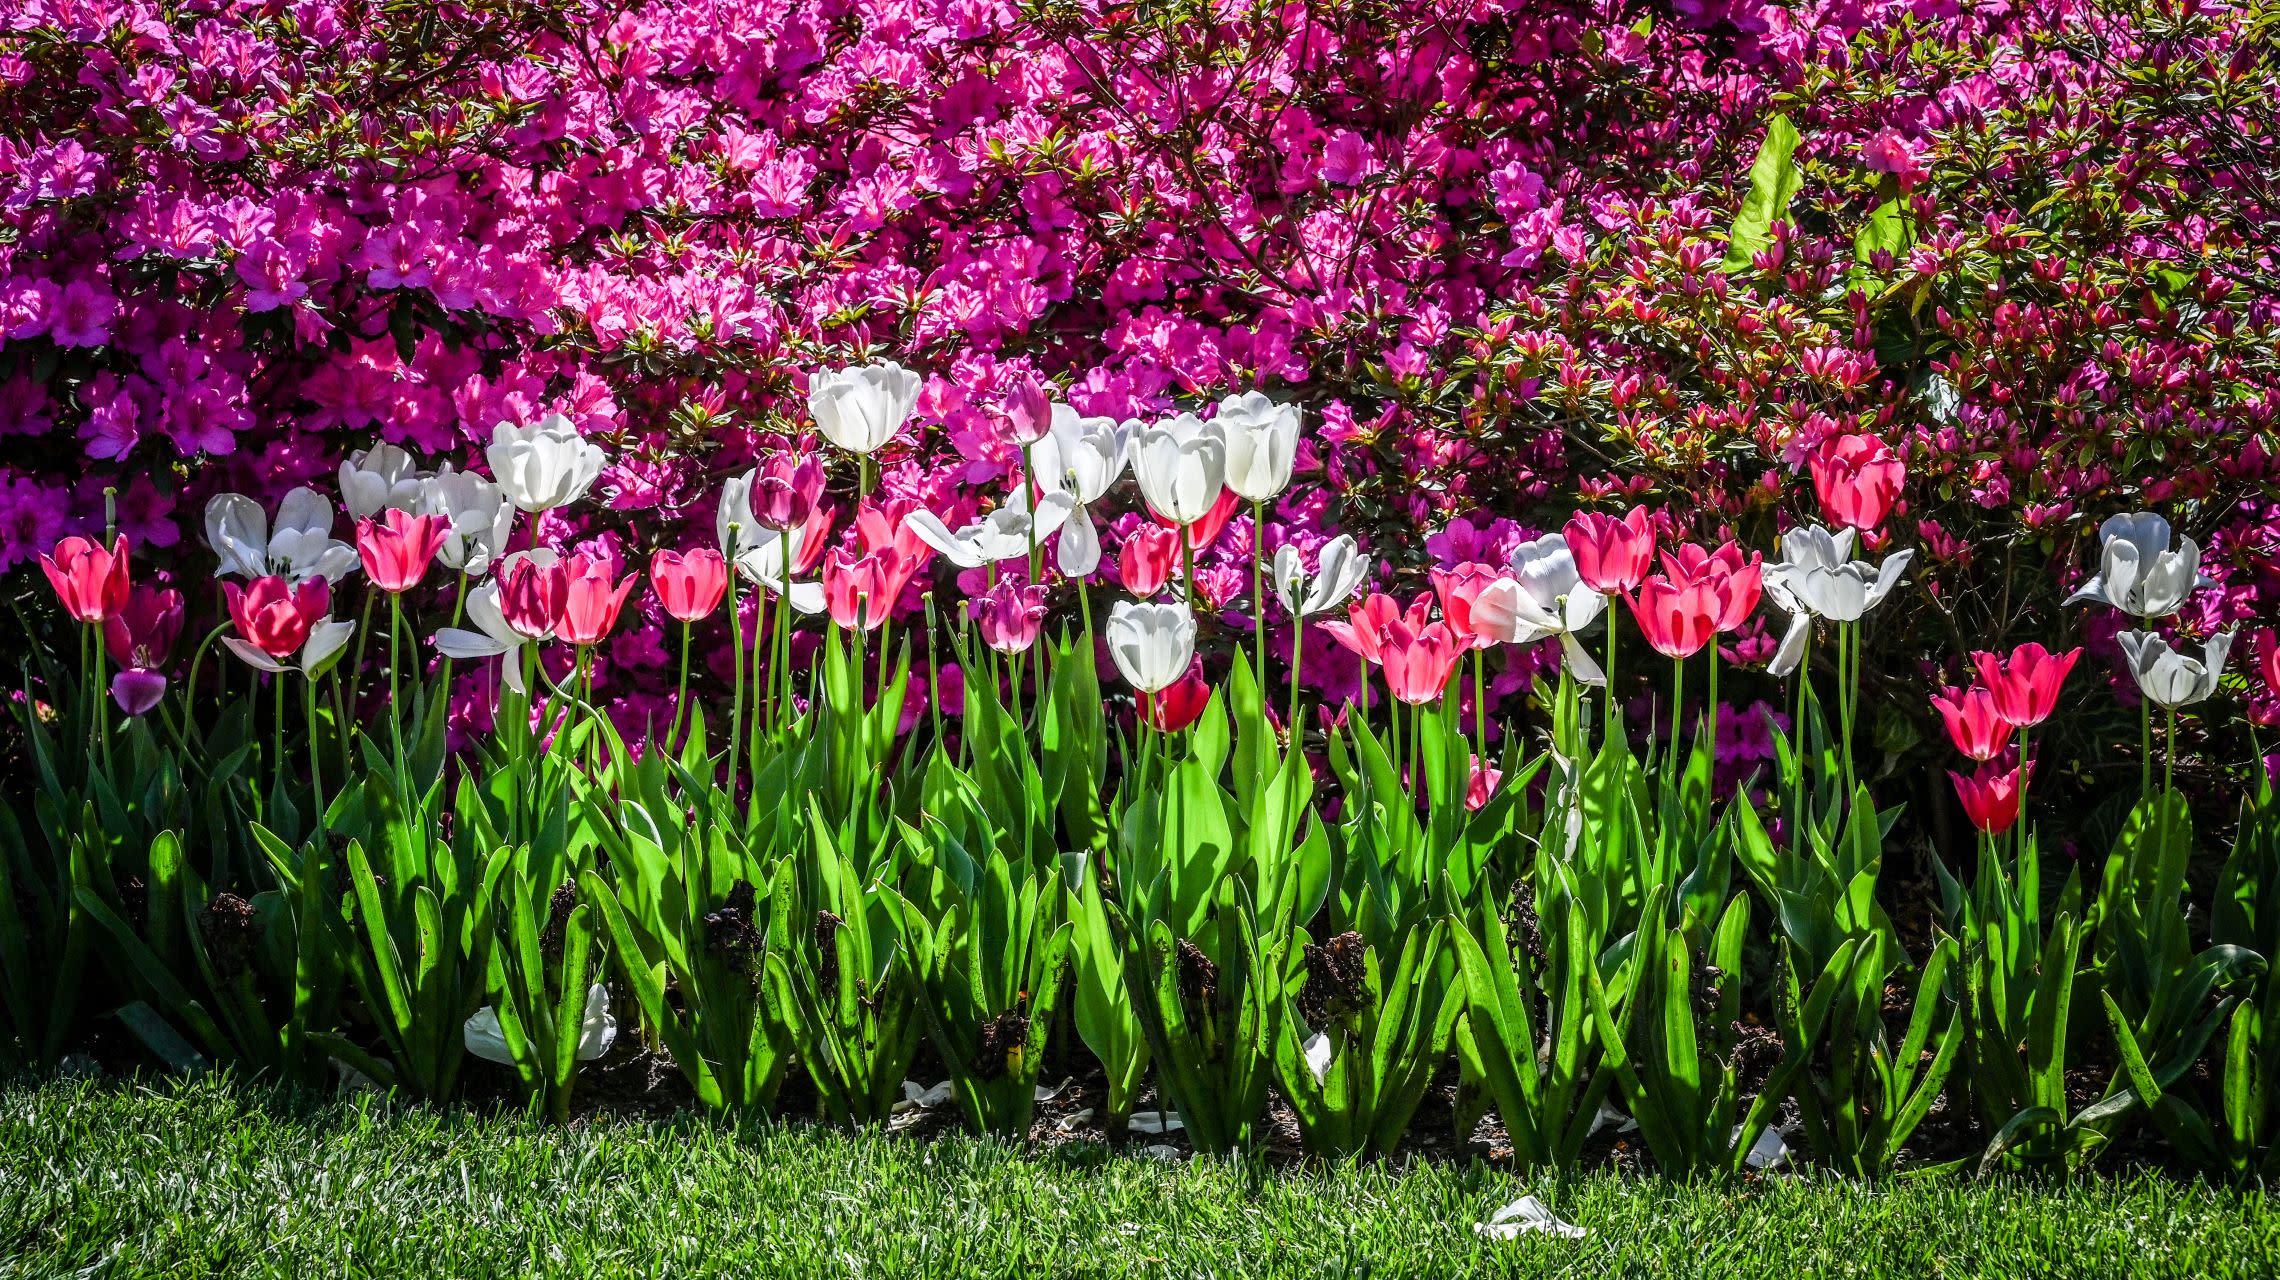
[1474,1195,1588,1241]
[1742,1125,1791,1170]
[892,1079,957,1114]
[1128,1108,1184,1134]
[575,982,618,1061]
[1056,1108,1096,1132]
[462,1006,515,1065]
[1140,1144,1184,1162]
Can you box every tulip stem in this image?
[272,672,286,814]
[90,623,113,774]
[1604,620,1618,752]
[305,675,328,838]
[2140,700,2153,801]
[727,560,745,801]
[1287,619,1304,751]
[346,589,376,725]
[1471,648,1487,768]
[1670,655,1685,772]
[922,593,947,757]
[388,594,406,776]
[2015,724,2031,866]
[182,621,230,720]
[2163,707,2176,799]
[1250,499,1267,729]
[772,528,792,737]
[1791,642,1809,853]
[668,620,692,758]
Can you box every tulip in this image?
[465,982,616,1065]
[810,361,922,455]
[1431,562,1505,652]
[1931,686,2010,762]
[339,442,426,519]
[1272,535,1370,618]
[717,477,828,614]
[749,455,825,532]
[995,373,1055,447]
[104,584,184,669]
[355,508,448,594]
[1030,405,1134,576]
[487,415,607,514]
[109,667,168,717]
[40,533,130,623]
[1107,600,1196,694]
[496,551,567,640]
[205,488,359,584]
[1133,413,1227,525]
[1564,505,1656,594]
[1467,533,1608,684]
[821,546,922,632]
[222,575,352,674]
[1659,542,1763,633]
[1808,434,1905,531]
[433,582,537,695]
[1119,525,1183,598]
[2263,636,2280,698]
[2064,512,2206,618]
[1762,524,1914,677]
[420,469,515,576]
[1972,642,2081,729]
[1142,665,1213,732]
[905,491,1075,569]
[2117,630,2234,709]
[1951,758,2023,834]
[1466,757,1502,811]
[974,581,1049,654]
[1318,592,1423,667]
[651,548,728,622]
[1216,390,1301,502]
[557,553,637,647]
[1626,575,1720,659]
[1379,618,1465,705]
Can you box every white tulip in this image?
[204,487,359,584]
[463,982,618,1066]
[1272,535,1371,618]
[223,617,355,678]
[809,360,922,455]
[1106,600,1196,694]
[1216,390,1301,502]
[904,491,1075,569]
[2117,630,2234,709]
[1467,533,1608,685]
[2065,512,2207,618]
[1762,524,1915,677]
[420,468,515,577]
[486,414,606,514]
[1031,405,1134,576]
[338,442,427,520]
[1133,413,1226,525]
[432,581,535,694]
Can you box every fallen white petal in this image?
[1742,1125,1791,1170]
[1056,1108,1096,1132]
[462,1006,515,1065]
[1140,1144,1184,1162]
[1474,1195,1587,1241]
[1129,1108,1184,1134]
[892,1079,957,1114]
[1585,1103,1637,1138]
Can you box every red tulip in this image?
[1155,488,1241,554]
[225,575,330,659]
[752,455,825,533]
[40,533,130,623]
[1931,685,2009,762]
[650,548,728,622]
[1431,562,1505,651]
[355,508,448,594]
[1118,524,1182,598]
[975,581,1048,654]
[1319,591,1429,667]
[1564,506,1656,594]
[1659,542,1762,631]
[1951,758,2023,834]
[1626,576,1720,659]
[1380,618,1465,705]
[1972,642,2081,729]
[1142,665,1212,732]
[822,546,921,631]
[558,553,637,646]
[1809,434,1905,531]
[104,584,185,669]
[498,554,568,640]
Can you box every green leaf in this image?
[1721,113,1803,272]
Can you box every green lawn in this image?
[2,1075,2275,1278]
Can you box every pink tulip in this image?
[822,546,921,631]
[752,455,825,532]
[1380,617,1465,705]
[1431,562,1505,652]
[1931,685,2009,762]
[975,580,1049,653]
[40,533,130,623]
[1658,541,1763,632]
[104,584,185,669]
[1142,664,1212,731]
[1951,758,2023,834]
[1972,642,2081,729]
[1118,525,1181,598]
[650,548,728,623]
[558,553,637,646]
[1318,591,1429,667]
[226,575,329,659]
[1564,506,1656,594]
[1809,434,1905,531]
[498,555,568,640]
[1626,575,1720,659]
[355,508,448,594]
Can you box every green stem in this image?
[2139,699,2153,802]
[1604,617,1619,752]
[305,675,328,839]
[91,624,113,774]
[1288,616,1305,749]
[388,594,406,776]
[772,527,793,736]
[1471,647,1487,766]
[727,557,745,798]
[1705,642,1720,767]
[181,621,231,718]
[2163,707,2176,799]
[668,620,692,756]
[1671,653,1686,769]
[1792,635,1810,853]
[1250,499,1267,720]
